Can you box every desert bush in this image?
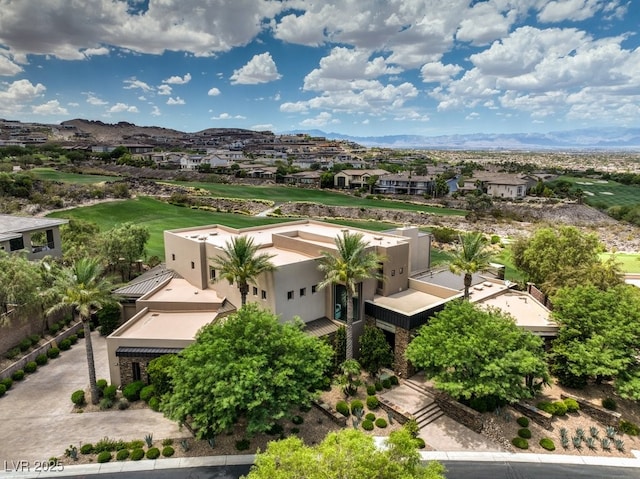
[375,381,383,392]
[122,380,145,401]
[97,451,111,463]
[552,401,568,416]
[336,400,350,417]
[11,370,24,381]
[365,412,376,421]
[35,354,48,366]
[518,428,532,439]
[5,348,20,360]
[116,449,130,461]
[563,398,580,413]
[517,417,529,428]
[0,384,6,397]
[18,338,32,352]
[415,437,426,449]
[375,418,387,428]
[130,448,145,461]
[24,361,37,373]
[1,378,13,390]
[350,399,364,414]
[366,384,376,395]
[619,420,640,436]
[162,446,175,457]
[512,437,529,449]
[602,397,617,411]
[96,379,108,391]
[117,398,130,410]
[71,390,85,406]
[362,419,374,431]
[149,397,160,411]
[68,334,78,344]
[540,438,555,451]
[59,339,72,351]
[146,447,160,459]
[47,347,60,359]
[389,375,399,386]
[381,378,391,389]
[99,398,114,410]
[140,385,156,403]
[80,444,94,454]
[291,415,304,425]
[366,395,379,410]
[235,439,250,451]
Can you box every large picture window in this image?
[333,284,359,322]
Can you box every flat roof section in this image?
[414,269,500,292]
[478,290,555,334]
[116,310,218,340]
[0,214,68,234]
[140,278,223,304]
[372,289,451,316]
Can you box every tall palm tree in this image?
[317,231,383,360]
[449,232,493,300]
[210,236,276,307]
[47,258,113,405]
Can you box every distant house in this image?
[334,169,388,189]
[283,171,322,187]
[0,215,68,260]
[122,144,154,154]
[462,172,532,199]
[376,174,435,196]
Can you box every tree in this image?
[47,258,114,405]
[550,284,640,398]
[0,252,42,319]
[359,325,393,376]
[162,304,333,438]
[100,222,150,281]
[448,232,493,300]
[209,236,276,306]
[406,300,549,403]
[59,219,101,265]
[317,231,384,359]
[511,226,622,295]
[246,428,446,479]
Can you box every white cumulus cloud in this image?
[167,96,185,105]
[32,99,68,115]
[163,73,191,84]
[208,87,221,96]
[230,52,281,85]
[109,102,138,113]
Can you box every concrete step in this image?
[415,403,445,427]
[404,378,433,395]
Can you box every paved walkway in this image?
[0,333,189,464]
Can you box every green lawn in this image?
[167,181,467,216]
[47,197,288,258]
[554,176,640,209]
[31,167,122,184]
[601,252,640,273]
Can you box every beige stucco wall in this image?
[273,260,326,322]
[377,242,409,296]
[164,230,208,289]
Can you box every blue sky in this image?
[0,0,638,137]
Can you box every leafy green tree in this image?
[449,232,493,300]
[100,222,150,281]
[551,284,640,398]
[406,300,549,403]
[0,252,43,318]
[433,175,449,197]
[147,354,179,396]
[209,236,276,306]
[511,226,622,295]
[359,325,393,376]
[162,304,333,438]
[47,258,114,404]
[60,219,102,264]
[246,428,446,479]
[96,301,121,336]
[317,231,384,359]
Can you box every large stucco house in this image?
[107,220,554,385]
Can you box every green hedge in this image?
[162,446,175,457]
[539,438,556,451]
[146,447,160,459]
[366,395,379,410]
[116,449,130,461]
[336,400,349,417]
[512,437,529,449]
[47,347,60,359]
[71,390,86,406]
[97,451,112,463]
[24,361,37,374]
[11,370,24,381]
[130,448,145,461]
[35,354,48,366]
[103,385,117,400]
[518,428,532,439]
[122,380,145,401]
[375,418,387,428]
[140,385,156,403]
[362,419,374,431]
[517,416,529,427]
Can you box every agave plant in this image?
[601,437,611,451]
[561,436,570,449]
[585,437,597,450]
[144,433,153,448]
[575,428,585,439]
[606,426,617,439]
[615,439,625,452]
[572,436,582,449]
[589,426,599,438]
[560,427,569,439]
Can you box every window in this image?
[312,284,318,294]
[191,261,195,269]
[287,290,294,300]
[171,253,175,261]
[391,269,396,277]
[209,268,216,280]
[399,267,404,274]
[300,287,306,297]
[253,286,258,296]
[132,362,141,381]
[9,237,24,252]
[261,290,267,300]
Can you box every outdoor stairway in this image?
[402,379,445,428]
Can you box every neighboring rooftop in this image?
[112,309,219,340]
[0,214,68,241]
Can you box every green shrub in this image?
[362,419,374,431]
[97,451,111,463]
[552,401,568,416]
[127,440,145,449]
[162,446,175,457]
[149,397,160,411]
[59,339,72,351]
[366,384,376,396]
[116,449,130,461]
[563,398,580,413]
[49,323,60,335]
[518,428,532,439]
[80,444,94,454]
[77,328,85,339]
[290,427,300,434]
[389,375,399,386]
[235,439,250,451]
[0,384,6,397]
[11,370,24,381]
[375,418,388,428]
[68,334,78,344]
[96,379,108,391]
[146,447,160,459]
[292,415,304,425]
[35,354,48,366]
[382,378,391,389]
[517,417,529,428]
[19,338,32,352]
[46,347,60,359]
[1,378,13,390]
[512,437,529,449]
[122,380,145,401]
[365,412,376,421]
[28,334,41,345]
[71,390,86,406]
[266,423,284,436]
[24,361,37,374]
[162,438,173,446]
[619,420,640,436]
[415,438,426,449]
[350,400,364,414]
[539,438,556,451]
[469,396,488,413]
[366,395,379,410]
[536,401,555,415]
[117,398,130,410]
[5,348,20,360]
[375,382,383,392]
[103,385,117,400]
[99,398,113,410]
[94,437,127,453]
[140,385,156,403]
[336,400,350,417]
[130,448,145,461]
[602,398,617,411]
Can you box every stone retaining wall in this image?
[511,402,553,430]
[378,395,412,425]
[0,322,83,380]
[313,400,347,427]
[561,393,621,427]
[413,382,484,433]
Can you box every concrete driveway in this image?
[0,332,189,463]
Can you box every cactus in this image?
[589,426,599,438]
[387,411,394,424]
[601,438,611,451]
[352,417,360,429]
[144,433,153,448]
[180,439,190,452]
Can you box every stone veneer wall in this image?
[511,402,553,430]
[561,393,621,427]
[118,356,151,386]
[313,400,348,427]
[418,382,483,433]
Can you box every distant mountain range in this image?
[286,127,640,150]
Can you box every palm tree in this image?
[317,231,383,360]
[449,232,493,300]
[210,236,276,307]
[47,258,113,405]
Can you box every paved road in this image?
[0,333,189,463]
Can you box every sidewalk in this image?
[0,333,189,464]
